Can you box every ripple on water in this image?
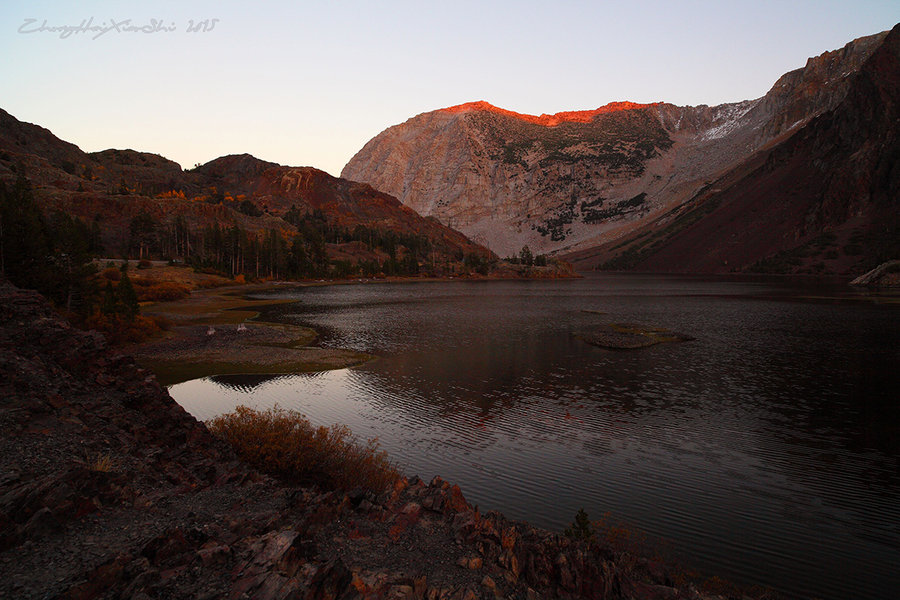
[169,274,900,600]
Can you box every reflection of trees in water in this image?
[209,374,291,393]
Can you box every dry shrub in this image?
[207,406,400,492]
[150,314,174,331]
[87,452,118,472]
[100,267,121,281]
[196,277,228,289]
[132,280,191,302]
[83,313,164,345]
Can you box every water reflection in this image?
[209,374,293,393]
[169,274,900,600]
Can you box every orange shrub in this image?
[132,280,191,302]
[207,406,400,492]
[82,312,164,345]
[196,277,228,289]
[100,268,121,282]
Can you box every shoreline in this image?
[129,267,898,386]
[129,283,371,386]
[128,269,581,385]
[0,279,765,600]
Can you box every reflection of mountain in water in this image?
[209,374,291,393]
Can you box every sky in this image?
[1,0,898,177]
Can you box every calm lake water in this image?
[169,273,900,600]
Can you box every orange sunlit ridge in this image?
[439,100,656,126]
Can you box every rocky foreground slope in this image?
[0,280,729,600]
[342,27,896,274]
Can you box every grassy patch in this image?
[207,406,400,492]
[579,323,694,349]
[609,323,688,344]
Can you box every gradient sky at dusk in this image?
[1,0,898,176]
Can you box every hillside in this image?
[0,110,494,282]
[342,27,897,276]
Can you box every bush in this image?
[100,267,121,282]
[150,314,174,331]
[131,280,191,302]
[196,277,229,289]
[207,406,400,492]
[82,312,164,345]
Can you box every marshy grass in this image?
[207,405,400,492]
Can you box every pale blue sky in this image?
[1,0,897,176]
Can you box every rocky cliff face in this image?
[567,24,900,275]
[342,31,890,261]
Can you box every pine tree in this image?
[101,281,118,315]
[116,270,139,321]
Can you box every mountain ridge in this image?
[566,23,900,274]
[342,28,896,274]
[0,108,495,278]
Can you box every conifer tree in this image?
[116,267,139,321]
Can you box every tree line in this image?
[0,175,103,315]
[126,205,445,279]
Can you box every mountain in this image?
[567,24,900,275]
[342,27,898,275]
[0,109,493,277]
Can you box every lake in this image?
[168,273,900,600]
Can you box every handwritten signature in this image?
[18,18,220,40]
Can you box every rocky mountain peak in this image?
[342,28,895,263]
[439,100,657,127]
[193,153,281,184]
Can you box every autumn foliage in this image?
[130,278,192,302]
[207,406,400,492]
[82,313,166,345]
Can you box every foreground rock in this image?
[2,280,731,599]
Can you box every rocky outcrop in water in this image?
[0,280,729,599]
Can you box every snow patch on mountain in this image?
[699,100,759,141]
